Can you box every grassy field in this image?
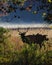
[7,28,52,50]
[0,27,52,65]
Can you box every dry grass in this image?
[7,28,52,50]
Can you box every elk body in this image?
[18,29,49,48]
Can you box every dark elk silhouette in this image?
[18,29,49,48]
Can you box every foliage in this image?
[0,27,13,64]
[15,44,52,65]
[0,43,52,65]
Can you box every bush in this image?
[11,44,52,65]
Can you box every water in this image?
[0,0,52,28]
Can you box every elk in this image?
[18,28,49,48]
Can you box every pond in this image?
[0,0,52,27]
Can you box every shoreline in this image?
[0,23,52,28]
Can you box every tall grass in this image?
[0,43,52,65]
[0,28,52,65]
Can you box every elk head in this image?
[18,28,29,36]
